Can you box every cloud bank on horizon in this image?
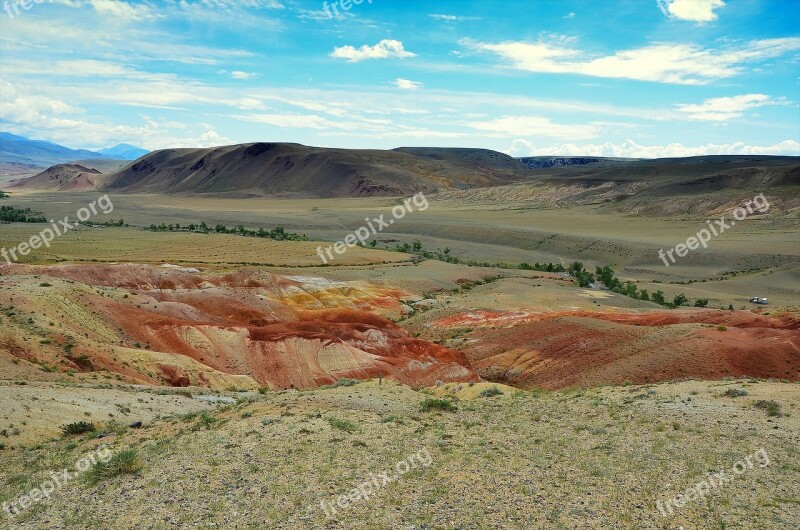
[0,0,798,158]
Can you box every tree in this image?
[412,239,422,252]
[638,289,650,301]
[673,293,688,307]
[694,298,709,307]
[652,290,666,305]
[369,240,377,248]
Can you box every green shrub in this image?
[84,449,141,485]
[326,417,359,433]
[722,388,748,398]
[479,386,503,398]
[419,398,457,412]
[61,422,95,436]
[320,378,360,389]
[754,400,782,417]
[196,412,220,429]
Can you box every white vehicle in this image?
[750,297,768,305]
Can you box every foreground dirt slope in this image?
[0,264,479,390]
[1,379,797,529]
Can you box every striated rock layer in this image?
[435,309,799,389]
[0,264,479,389]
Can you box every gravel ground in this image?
[0,379,798,529]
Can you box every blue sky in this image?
[0,0,798,157]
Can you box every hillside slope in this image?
[96,143,527,197]
[8,163,106,191]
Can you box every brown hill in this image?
[8,163,104,191]
[14,143,528,197]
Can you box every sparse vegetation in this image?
[479,386,503,398]
[419,398,457,412]
[723,388,748,398]
[61,421,96,436]
[754,400,782,417]
[84,449,141,485]
[320,378,360,389]
[326,416,359,433]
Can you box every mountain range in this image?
[7,139,797,201]
[0,132,147,166]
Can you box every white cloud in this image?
[231,113,358,131]
[230,70,258,80]
[1,81,231,150]
[468,37,800,84]
[331,39,416,62]
[469,116,600,140]
[657,0,725,22]
[393,78,423,90]
[429,14,479,22]
[231,98,268,110]
[509,138,800,158]
[675,94,784,121]
[563,12,576,19]
[53,0,159,21]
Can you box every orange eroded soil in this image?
[0,263,479,389]
[435,308,799,389]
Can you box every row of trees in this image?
[147,221,307,241]
[91,219,126,227]
[377,240,711,309]
[0,206,47,223]
[0,191,9,199]
[595,265,708,308]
